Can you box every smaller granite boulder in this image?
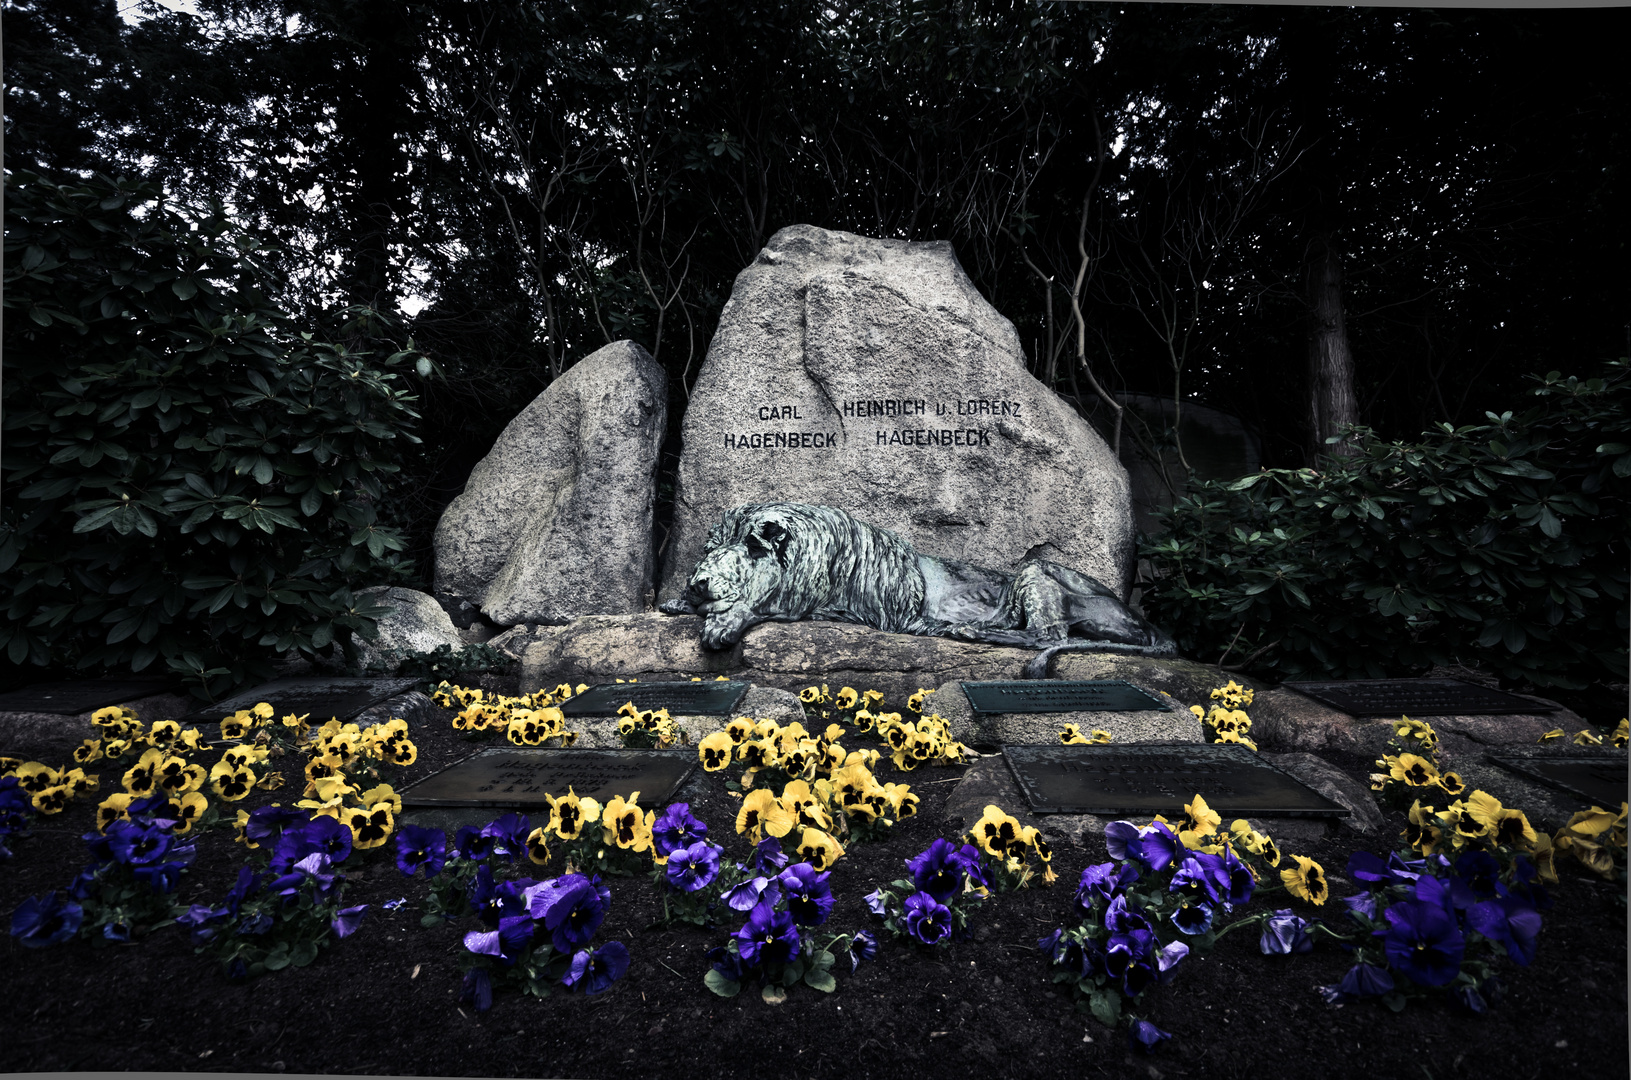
[435,340,667,626]
[354,587,464,673]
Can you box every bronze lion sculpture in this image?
[658,503,1176,677]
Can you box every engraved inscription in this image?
[1287,678,1558,717]
[962,680,1171,715]
[561,681,749,717]
[721,392,1029,454]
[400,748,696,809]
[1002,744,1348,817]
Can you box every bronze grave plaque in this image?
[962,680,1172,715]
[1485,747,1627,808]
[1284,678,1557,718]
[398,747,696,809]
[0,677,178,715]
[1002,743,1349,817]
[177,677,421,725]
[560,680,750,717]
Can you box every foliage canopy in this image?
[1,171,427,695]
[1139,361,1630,689]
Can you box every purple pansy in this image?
[1076,862,1140,912]
[734,900,800,967]
[1260,909,1314,955]
[1378,900,1465,986]
[563,940,630,995]
[10,892,83,947]
[902,891,951,945]
[331,903,370,939]
[778,863,834,927]
[906,838,974,905]
[480,813,532,863]
[651,803,709,858]
[723,875,781,912]
[664,840,723,894]
[541,874,611,952]
[395,824,448,878]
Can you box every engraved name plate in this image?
[0,678,179,715]
[1002,743,1349,817]
[560,681,750,718]
[962,680,1172,715]
[399,747,697,809]
[1485,747,1627,808]
[177,677,421,725]
[1284,678,1558,718]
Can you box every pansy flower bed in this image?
[0,683,1624,1078]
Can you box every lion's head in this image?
[681,514,797,649]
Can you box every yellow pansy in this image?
[1388,753,1439,787]
[697,731,735,772]
[97,792,135,832]
[32,785,73,815]
[62,767,97,797]
[121,749,164,796]
[544,788,600,841]
[1280,855,1328,905]
[208,761,257,802]
[736,788,796,841]
[884,782,919,819]
[344,802,395,849]
[359,783,401,815]
[1177,794,1222,839]
[972,804,1022,857]
[796,826,844,871]
[601,795,654,852]
[169,791,209,834]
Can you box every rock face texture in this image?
[658,225,1135,607]
[354,587,464,672]
[434,340,667,626]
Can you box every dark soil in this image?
[2,696,1626,1080]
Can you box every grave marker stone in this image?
[560,680,750,718]
[176,677,420,725]
[399,747,696,809]
[1484,747,1627,808]
[1284,678,1557,718]
[961,679,1171,715]
[0,677,178,715]
[1002,742,1349,817]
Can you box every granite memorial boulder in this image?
[658,224,1136,608]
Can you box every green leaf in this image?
[804,969,837,993]
[760,984,788,1005]
[263,943,291,971]
[290,939,319,967]
[172,277,198,301]
[1087,987,1121,1026]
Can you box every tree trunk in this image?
[1306,236,1358,460]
